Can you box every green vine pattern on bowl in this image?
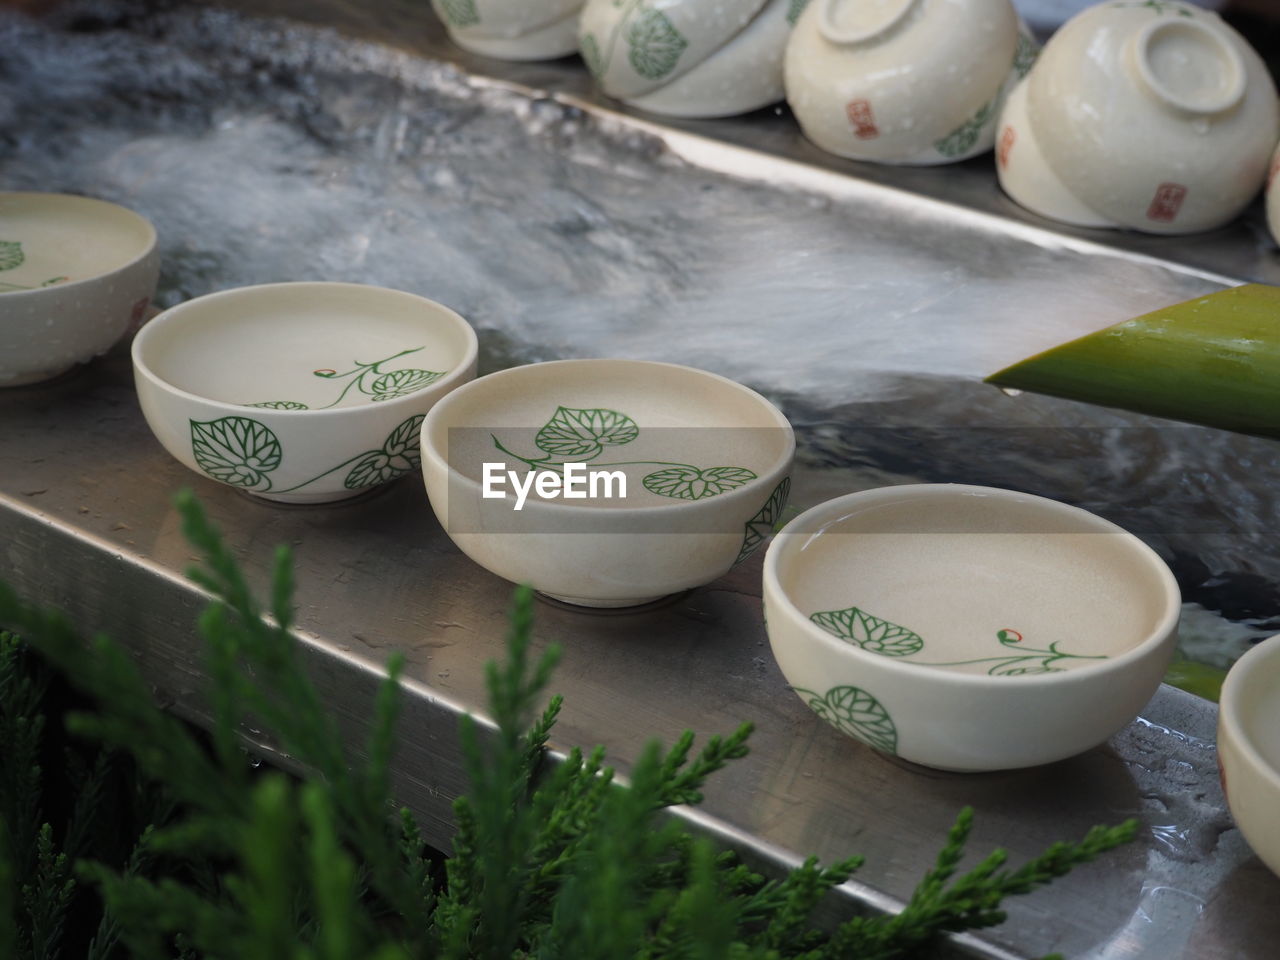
[244,347,444,411]
[786,0,811,26]
[189,413,426,495]
[932,30,1038,158]
[1111,0,1193,16]
[792,684,898,755]
[809,606,1109,675]
[1012,31,1039,80]
[490,405,758,502]
[934,98,997,159]
[437,0,480,28]
[0,240,68,291]
[581,0,689,85]
[931,628,1109,676]
[734,476,790,566]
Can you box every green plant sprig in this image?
[0,492,1142,960]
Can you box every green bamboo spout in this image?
[986,284,1280,440]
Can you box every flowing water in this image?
[1,0,1276,667]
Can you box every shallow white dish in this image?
[420,358,794,607]
[1011,0,1278,234]
[1217,634,1280,879]
[134,282,477,504]
[763,484,1181,771]
[0,192,159,386]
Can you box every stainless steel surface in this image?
[2,2,1280,958]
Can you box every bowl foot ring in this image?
[535,589,691,615]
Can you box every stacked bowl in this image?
[996,1,1278,234]
[432,0,586,60]
[786,0,1036,164]
[578,0,804,118]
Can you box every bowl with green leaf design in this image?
[1,192,158,386]
[420,358,794,607]
[133,282,477,504]
[578,0,803,119]
[431,0,584,61]
[762,484,1181,772]
[784,0,1038,165]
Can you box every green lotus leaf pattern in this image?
[0,241,23,272]
[383,413,425,461]
[343,414,424,489]
[437,0,480,27]
[370,368,444,401]
[627,8,687,80]
[535,407,639,458]
[787,0,811,26]
[190,417,282,490]
[246,400,309,410]
[809,606,924,658]
[795,685,898,755]
[642,465,757,501]
[344,451,398,489]
[735,476,790,565]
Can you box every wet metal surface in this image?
[2,2,1279,958]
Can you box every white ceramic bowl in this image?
[1218,634,1280,879]
[0,192,159,386]
[763,484,1181,771]
[579,0,772,100]
[421,358,794,607]
[134,282,477,504]
[583,0,798,119]
[1012,1,1278,234]
[995,79,1115,228]
[785,0,1034,165]
[432,0,584,61]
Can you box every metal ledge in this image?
[2,2,1278,958]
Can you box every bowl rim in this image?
[1219,633,1280,794]
[763,482,1182,689]
[420,357,796,518]
[0,191,157,298]
[131,281,479,417]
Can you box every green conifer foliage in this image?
[0,492,1137,959]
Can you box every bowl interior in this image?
[138,284,473,411]
[0,193,153,293]
[1227,639,1280,780]
[775,486,1175,676]
[427,359,791,510]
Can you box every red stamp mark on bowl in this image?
[1147,182,1187,223]
[846,99,879,140]
[128,297,151,330]
[997,126,1015,169]
[1268,156,1280,191]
